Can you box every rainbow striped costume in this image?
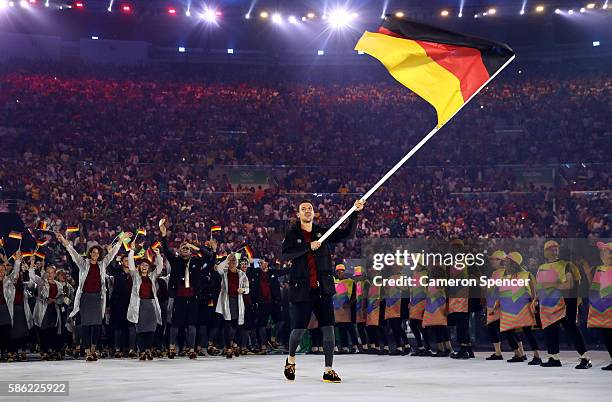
[537,260,570,329]
[384,275,403,319]
[355,279,368,324]
[423,285,447,327]
[587,265,612,329]
[409,269,428,320]
[486,268,506,325]
[366,282,381,327]
[499,270,537,332]
[333,278,354,323]
[448,265,469,314]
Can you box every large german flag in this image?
[355,16,515,127]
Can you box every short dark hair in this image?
[297,199,313,210]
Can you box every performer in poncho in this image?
[586,242,612,371]
[537,240,590,368]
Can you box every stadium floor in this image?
[0,351,609,401]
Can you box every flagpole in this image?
[318,54,516,244]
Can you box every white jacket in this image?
[1,259,21,325]
[66,241,122,320]
[29,269,64,334]
[126,250,163,326]
[215,260,249,325]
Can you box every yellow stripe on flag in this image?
[354,31,464,127]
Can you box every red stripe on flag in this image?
[378,26,404,38]
[411,39,490,102]
[376,26,491,101]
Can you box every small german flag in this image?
[34,251,46,259]
[123,242,131,252]
[151,241,161,250]
[66,226,79,233]
[21,251,34,258]
[355,16,515,128]
[137,228,147,236]
[37,240,49,247]
[37,221,48,231]
[210,226,222,232]
[8,231,22,240]
[244,245,254,260]
[145,248,154,263]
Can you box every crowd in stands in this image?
[0,62,609,265]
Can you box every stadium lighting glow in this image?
[586,3,595,9]
[357,50,364,55]
[536,5,544,12]
[301,16,307,21]
[259,11,268,19]
[8,1,14,7]
[167,7,176,15]
[288,15,298,24]
[603,1,608,9]
[307,12,315,19]
[227,48,234,54]
[271,13,282,23]
[395,11,404,17]
[317,50,324,55]
[178,46,185,53]
[327,9,357,28]
[185,10,191,16]
[0,0,6,8]
[593,41,600,46]
[458,12,463,17]
[520,9,525,15]
[441,10,449,17]
[580,7,586,13]
[91,35,98,40]
[244,13,250,19]
[555,8,561,14]
[121,4,131,13]
[568,9,574,14]
[19,0,28,7]
[488,8,496,15]
[202,8,218,22]
[28,0,36,4]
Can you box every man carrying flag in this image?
[282,199,364,383]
